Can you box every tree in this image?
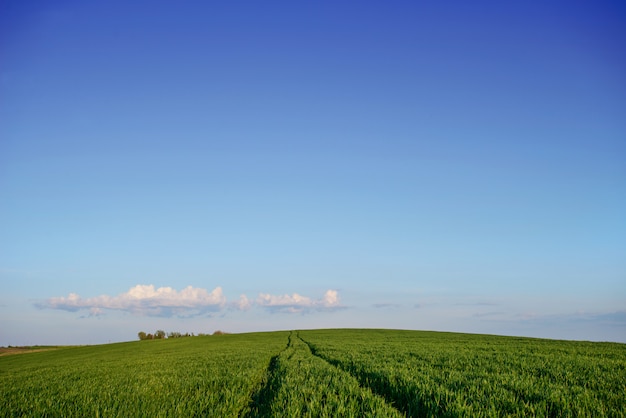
[138,331,147,340]
[155,330,166,339]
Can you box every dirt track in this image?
[0,347,60,356]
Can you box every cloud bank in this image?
[39,285,226,317]
[38,285,342,317]
[256,290,342,313]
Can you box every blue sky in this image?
[1,0,625,345]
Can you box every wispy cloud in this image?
[474,309,626,328]
[472,311,507,318]
[256,290,343,314]
[373,303,401,309]
[529,310,626,327]
[455,302,499,307]
[38,285,226,317]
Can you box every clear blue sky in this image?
[1,0,625,345]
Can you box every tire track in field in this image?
[300,334,442,417]
[296,333,405,417]
[240,331,293,417]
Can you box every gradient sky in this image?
[1,0,625,346]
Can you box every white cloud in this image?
[38,286,345,317]
[256,289,342,313]
[322,289,340,306]
[233,294,252,311]
[39,285,226,317]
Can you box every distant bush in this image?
[137,330,166,340]
[138,332,154,340]
[167,332,195,338]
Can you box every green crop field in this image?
[1,329,624,417]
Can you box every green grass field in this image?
[1,329,624,417]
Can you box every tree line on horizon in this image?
[137,330,226,340]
